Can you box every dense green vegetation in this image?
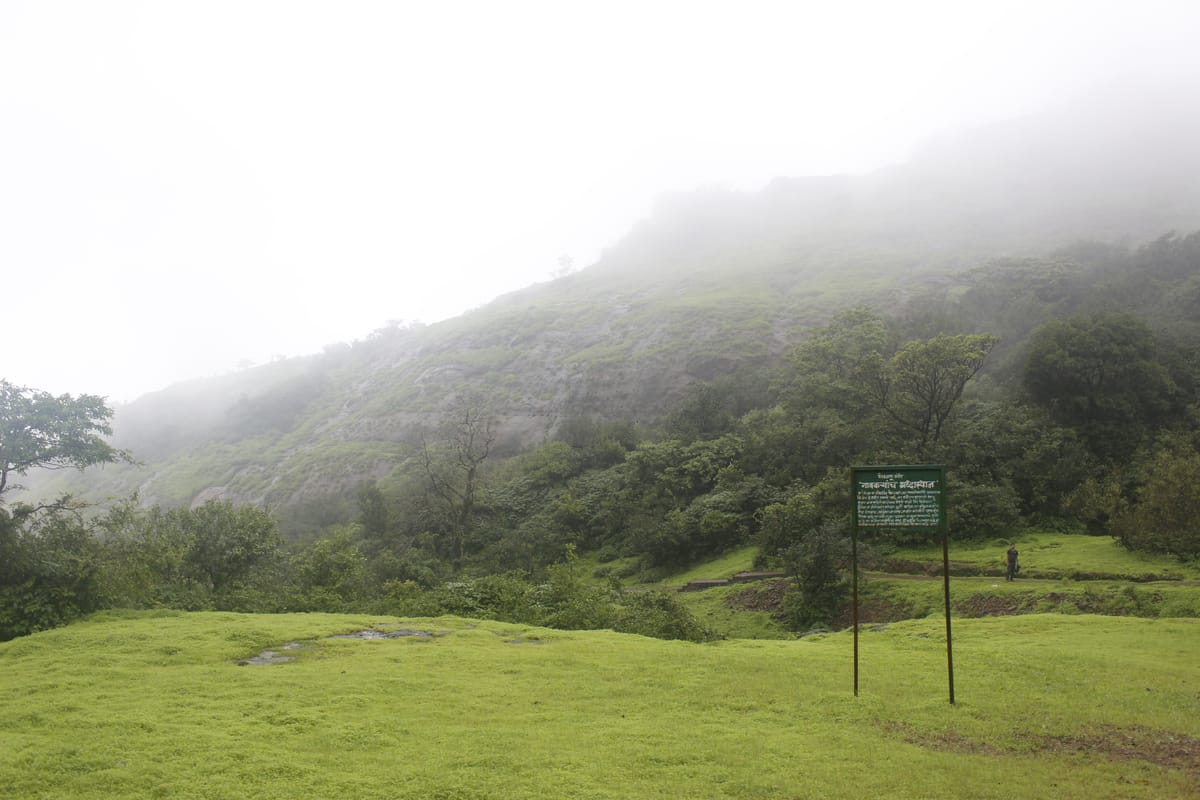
[1,611,1197,798]
[3,232,1200,643]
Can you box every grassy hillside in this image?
[1,611,1197,799]
[659,534,1200,640]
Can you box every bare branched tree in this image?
[420,397,496,562]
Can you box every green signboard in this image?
[852,465,945,529]
[850,464,954,704]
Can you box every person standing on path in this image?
[1005,545,1019,581]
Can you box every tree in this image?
[0,382,127,639]
[174,501,282,594]
[94,500,194,608]
[0,380,128,498]
[874,333,999,456]
[420,398,497,562]
[782,311,996,467]
[289,526,372,611]
[356,483,393,549]
[755,488,822,564]
[1111,439,1200,559]
[0,507,102,640]
[946,401,1093,519]
[1023,313,1176,462]
[780,520,852,631]
[666,382,737,441]
[785,307,889,421]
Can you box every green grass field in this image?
[4,533,1199,798]
[894,532,1200,582]
[660,545,760,586]
[2,610,1197,799]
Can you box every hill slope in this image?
[22,90,1200,521]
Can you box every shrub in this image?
[780,521,851,631]
[612,591,714,642]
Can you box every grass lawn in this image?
[1,610,1197,799]
[659,544,760,586]
[894,532,1200,581]
[672,582,791,640]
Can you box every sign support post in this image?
[940,480,954,705]
[851,520,859,696]
[851,465,954,704]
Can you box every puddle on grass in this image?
[237,642,306,666]
[329,628,437,640]
[236,628,450,666]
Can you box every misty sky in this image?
[3,1,1199,403]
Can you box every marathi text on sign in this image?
[853,468,943,528]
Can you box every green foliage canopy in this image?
[1023,313,1178,462]
[1112,437,1200,559]
[877,333,999,455]
[0,380,127,498]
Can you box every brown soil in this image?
[725,579,789,614]
[831,596,918,629]
[880,720,1200,785]
[955,593,1034,617]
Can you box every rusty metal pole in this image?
[942,492,955,705]
[852,523,859,697]
[850,469,860,697]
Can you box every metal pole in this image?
[942,522,955,705]
[852,525,859,697]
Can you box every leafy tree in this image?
[553,416,638,471]
[0,380,129,498]
[874,333,999,456]
[173,501,282,594]
[754,488,822,565]
[945,401,1092,519]
[549,466,633,552]
[780,521,851,631]
[959,257,1083,325]
[1131,230,1200,282]
[945,478,1022,541]
[1111,438,1200,559]
[355,482,395,554]
[785,307,889,422]
[0,507,102,640]
[533,546,614,630]
[94,501,196,608]
[1064,474,1129,536]
[783,311,997,467]
[1023,313,1177,462]
[738,405,811,487]
[666,382,737,441]
[0,382,126,639]
[514,441,585,489]
[289,527,371,611]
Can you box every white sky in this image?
[3,0,1199,403]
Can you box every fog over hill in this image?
[20,90,1200,525]
[599,82,1200,279]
